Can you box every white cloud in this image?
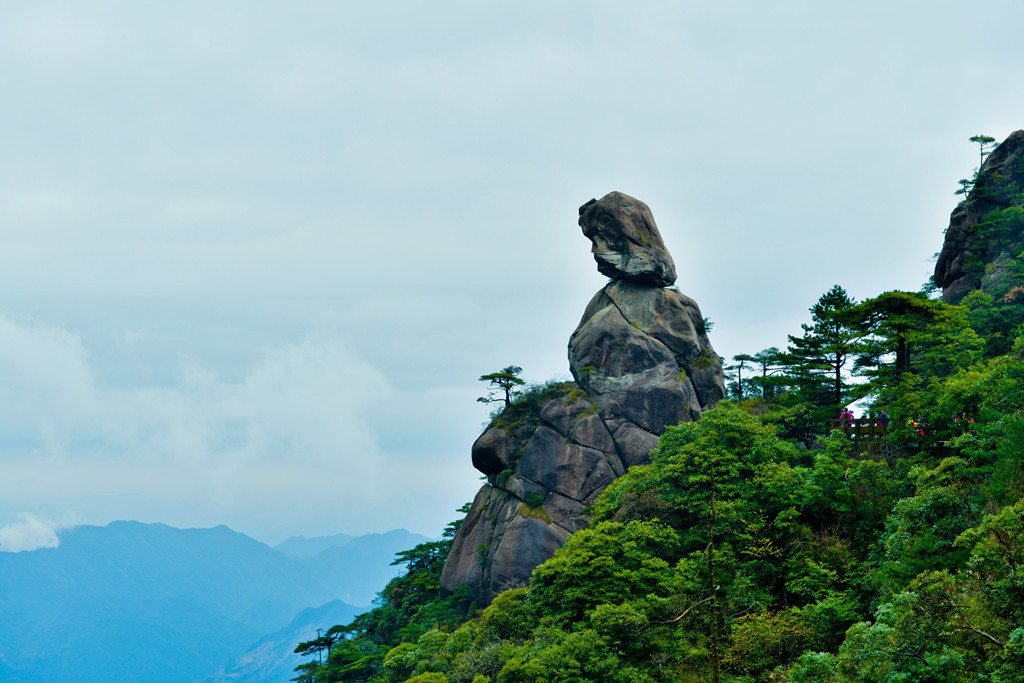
[0,513,64,553]
[0,314,100,454]
[0,315,396,514]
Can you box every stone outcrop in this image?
[935,130,1024,304]
[440,192,725,606]
[578,192,677,287]
[441,385,620,602]
[569,281,725,458]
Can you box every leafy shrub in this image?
[491,381,575,433]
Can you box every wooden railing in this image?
[826,414,890,440]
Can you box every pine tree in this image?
[784,285,859,408]
[477,365,525,408]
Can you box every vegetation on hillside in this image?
[294,137,1024,682]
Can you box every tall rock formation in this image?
[440,192,725,606]
[935,130,1024,304]
[571,193,726,457]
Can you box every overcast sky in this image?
[2,0,1023,549]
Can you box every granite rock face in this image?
[440,193,725,606]
[569,281,725,447]
[935,130,1024,304]
[578,191,677,287]
[440,386,621,602]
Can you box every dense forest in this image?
[292,138,1024,682]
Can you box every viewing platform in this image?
[826,414,890,441]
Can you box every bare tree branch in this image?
[654,591,717,625]
[953,611,1004,649]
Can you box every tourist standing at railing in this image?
[840,407,855,426]
[954,412,975,433]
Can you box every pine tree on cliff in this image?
[956,134,997,200]
[970,134,997,170]
[477,365,525,408]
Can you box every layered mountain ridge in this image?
[0,521,425,683]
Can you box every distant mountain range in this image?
[0,521,427,683]
[199,600,362,683]
[274,531,356,557]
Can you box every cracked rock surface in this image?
[440,193,725,605]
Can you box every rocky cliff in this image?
[935,130,1024,304]
[440,192,725,605]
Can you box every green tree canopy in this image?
[477,366,526,408]
[846,290,981,403]
[970,133,997,170]
[784,285,860,409]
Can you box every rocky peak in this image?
[440,193,725,606]
[934,130,1024,304]
[578,191,677,287]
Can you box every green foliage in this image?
[294,140,1024,680]
[393,345,1024,680]
[489,380,576,433]
[724,608,813,675]
[931,343,1024,501]
[725,354,758,401]
[530,520,681,626]
[783,284,861,411]
[405,674,448,683]
[494,469,513,488]
[746,346,786,400]
[964,288,1024,358]
[477,589,535,644]
[302,328,1024,681]
[580,403,865,679]
[292,505,474,683]
[691,345,718,368]
[756,401,818,448]
[956,176,975,201]
[478,366,526,408]
[848,290,981,400]
[494,629,652,683]
[957,135,1000,203]
[971,133,998,170]
[869,458,982,590]
[516,503,552,524]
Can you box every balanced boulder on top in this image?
[578,191,677,287]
